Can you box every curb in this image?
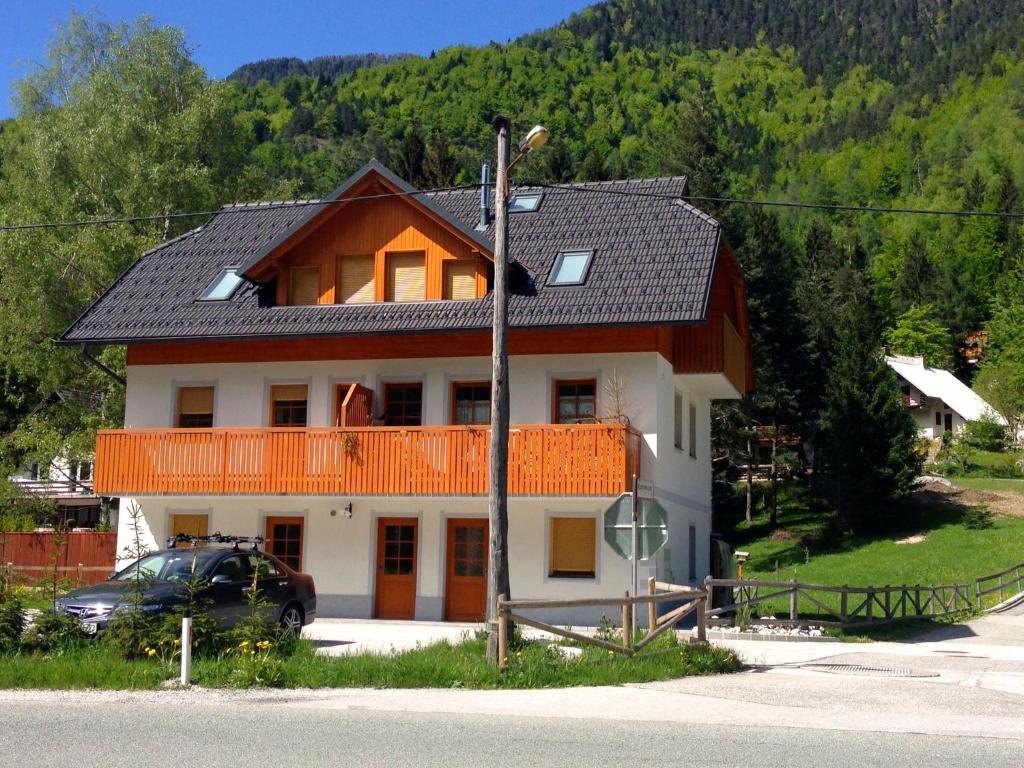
[703,629,840,643]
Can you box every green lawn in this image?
[952,477,1024,496]
[0,634,741,690]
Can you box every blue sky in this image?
[1,0,594,119]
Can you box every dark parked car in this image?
[56,542,316,636]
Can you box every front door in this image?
[944,413,953,433]
[171,513,208,541]
[265,516,304,572]
[444,519,488,622]
[374,518,418,619]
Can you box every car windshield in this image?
[113,550,221,582]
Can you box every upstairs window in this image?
[386,252,426,302]
[548,249,593,286]
[270,384,308,427]
[199,269,243,301]
[384,382,423,426]
[508,193,543,213]
[289,266,321,306]
[443,260,478,301]
[553,379,597,424]
[337,254,375,304]
[176,386,214,428]
[688,402,698,459]
[674,391,684,450]
[451,382,490,425]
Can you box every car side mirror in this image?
[210,574,231,585]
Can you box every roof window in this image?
[508,193,543,213]
[548,250,594,286]
[199,269,243,301]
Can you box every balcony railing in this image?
[94,423,641,498]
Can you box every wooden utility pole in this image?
[486,115,513,662]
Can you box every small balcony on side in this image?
[93,423,641,498]
[672,314,749,398]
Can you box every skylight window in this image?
[548,250,594,286]
[508,193,543,213]
[199,269,243,301]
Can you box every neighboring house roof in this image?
[60,163,722,345]
[885,355,1007,425]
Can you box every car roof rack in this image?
[166,532,264,551]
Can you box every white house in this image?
[8,457,106,529]
[61,161,753,625]
[885,354,1006,441]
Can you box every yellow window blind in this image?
[178,386,214,414]
[386,252,426,302]
[270,384,308,402]
[549,517,596,577]
[289,266,320,306]
[337,255,375,304]
[443,260,477,300]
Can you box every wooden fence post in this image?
[647,576,657,631]
[789,579,798,621]
[497,594,507,670]
[840,587,848,625]
[696,591,707,643]
[621,591,631,649]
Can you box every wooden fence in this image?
[0,531,116,587]
[975,562,1024,609]
[495,577,707,669]
[704,576,976,628]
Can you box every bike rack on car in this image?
[166,532,265,551]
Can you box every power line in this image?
[539,183,1024,219]
[0,184,480,232]
[2,180,1023,232]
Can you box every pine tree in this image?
[393,126,427,187]
[817,274,922,526]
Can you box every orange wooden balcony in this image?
[94,423,641,497]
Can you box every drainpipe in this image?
[79,345,126,387]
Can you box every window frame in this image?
[548,249,595,287]
[383,382,424,427]
[176,385,215,429]
[548,515,597,580]
[264,515,305,572]
[288,265,321,306]
[269,384,309,428]
[450,380,491,425]
[673,391,684,451]
[198,268,243,301]
[552,378,598,424]
[508,192,544,213]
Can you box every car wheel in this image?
[280,604,304,638]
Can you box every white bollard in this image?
[180,613,192,686]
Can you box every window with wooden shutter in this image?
[443,260,477,300]
[289,266,321,306]
[386,252,425,302]
[549,517,596,578]
[270,384,308,427]
[176,386,214,428]
[337,255,375,304]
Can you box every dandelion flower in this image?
[147,648,157,658]
[515,651,522,657]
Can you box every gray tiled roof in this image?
[60,172,721,345]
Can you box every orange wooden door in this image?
[374,518,418,619]
[265,516,305,572]
[444,519,488,622]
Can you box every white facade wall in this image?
[116,350,719,624]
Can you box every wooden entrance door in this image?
[374,518,418,619]
[170,513,208,540]
[265,516,305,572]
[444,519,488,622]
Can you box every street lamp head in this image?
[518,125,550,154]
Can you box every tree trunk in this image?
[486,117,513,663]
[769,419,779,529]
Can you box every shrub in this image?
[22,610,88,653]
[963,505,996,530]
[103,610,159,660]
[0,599,24,653]
[962,416,1007,453]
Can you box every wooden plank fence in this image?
[975,562,1024,609]
[0,531,116,587]
[495,577,707,669]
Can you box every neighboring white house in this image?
[59,161,753,624]
[8,457,107,528]
[885,355,1006,441]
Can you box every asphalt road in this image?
[2,698,1021,768]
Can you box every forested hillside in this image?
[228,53,412,86]
[0,3,1022,520]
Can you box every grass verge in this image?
[0,633,741,690]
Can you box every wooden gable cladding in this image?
[700,243,755,393]
[251,175,488,306]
